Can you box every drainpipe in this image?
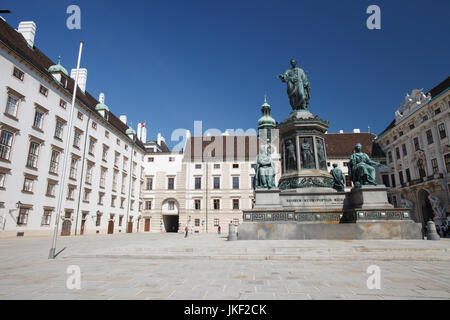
[126,141,135,231]
[74,112,91,235]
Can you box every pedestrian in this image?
[218,225,221,235]
[185,225,189,238]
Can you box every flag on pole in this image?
[141,121,146,127]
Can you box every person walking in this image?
[218,225,221,235]
[185,225,189,238]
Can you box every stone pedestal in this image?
[254,189,282,209]
[426,220,440,241]
[350,185,393,209]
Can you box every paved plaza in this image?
[0,233,450,300]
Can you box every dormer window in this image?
[13,67,24,81]
[60,76,67,88]
[39,85,48,97]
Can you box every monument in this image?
[237,59,422,240]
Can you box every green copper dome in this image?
[95,103,110,112]
[48,57,68,76]
[126,127,136,135]
[257,95,276,129]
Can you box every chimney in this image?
[70,68,88,93]
[141,126,147,143]
[120,115,127,125]
[339,130,344,134]
[137,123,142,141]
[157,133,162,146]
[17,21,36,47]
[353,128,360,133]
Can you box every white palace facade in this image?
[0,19,146,237]
[376,77,450,229]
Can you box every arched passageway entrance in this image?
[161,198,180,233]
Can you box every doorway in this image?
[418,189,433,237]
[145,218,150,232]
[108,220,114,234]
[61,220,71,236]
[162,215,179,233]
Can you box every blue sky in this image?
[4,0,450,149]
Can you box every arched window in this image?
[417,159,426,178]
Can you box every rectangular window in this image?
[147,157,154,162]
[41,209,52,226]
[233,218,239,225]
[23,177,34,192]
[112,170,118,191]
[102,145,109,162]
[69,157,78,180]
[88,138,96,155]
[91,121,97,129]
[195,164,201,169]
[438,123,447,139]
[0,172,5,188]
[402,144,407,157]
[73,130,82,148]
[0,130,13,160]
[111,195,116,207]
[233,199,239,210]
[119,215,123,227]
[435,108,441,115]
[13,67,24,81]
[26,141,39,168]
[169,157,175,162]
[85,163,93,184]
[391,174,396,188]
[121,174,127,194]
[17,207,29,226]
[146,177,153,190]
[195,219,200,227]
[114,152,120,167]
[168,177,175,190]
[214,218,219,227]
[426,129,434,145]
[96,213,102,227]
[77,111,83,120]
[232,163,239,169]
[49,150,60,174]
[98,192,104,205]
[382,174,390,187]
[405,168,411,183]
[195,177,201,190]
[194,199,201,210]
[83,188,91,202]
[446,154,450,173]
[100,167,107,188]
[431,158,439,174]
[213,176,220,189]
[213,199,220,210]
[409,123,415,130]
[105,130,109,138]
[39,85,48,97]
[398,171,404,185]
[59,99,67,109]
[413,137,420,151]
[55,119,64,139]
[395,147,400,160]
[168,201,175,211]
[5,95,19,117]
[388,151,393,163]
[145,200,152,210]
[232,176,239,189]
[33,110,44,129]
[214,164,220,169]
[46,182,56,197]
[67,185,75,200]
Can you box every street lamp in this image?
[15,201,22,209]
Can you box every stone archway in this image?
[161,199,180,233]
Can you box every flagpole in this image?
[49,41,84,259]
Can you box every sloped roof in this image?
[183,133,384,161]
[0,19,145,150]
[325,133,385,158]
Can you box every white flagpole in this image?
[49,41,84,259]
